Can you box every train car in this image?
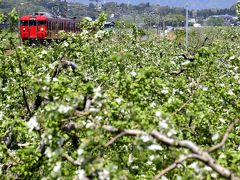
[20,12,79,43]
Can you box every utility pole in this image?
[186,4,189,50]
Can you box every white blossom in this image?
[53,162,61,172]
[228,90,234,95]
[211,173,218,178]
[81,30,89,35]
[211,133,220,141]
[49,63,55,70]
[149,155,155,161]
[181,61,190,66]
[140,134,152,142]
[132,166,139,169]
[161,89,169,94]
[159,120,168,129]
[95,30,105,39]
[95,116,103,121]
[130,71,137,76]
[53,77,58,82]
[229,56,235,60]
[188,162,200,172]
[89,107,100,112]
[146,161,153,165]
[58,105,72,114]
[58,137,65,146]
[128,153,134,164]
[0,111,3,120]
[204,166,212,172]
[45,74,51,83]
[45,147,53,158]
[27,116,39,131]
[115,98,122,104]
[98,169,110,180]
[86,122,95,128]
[160,176,169,180]
[63,41,69,47]
[77,148,84,156]
[76,169,86,179]
[219,153,226,159]
[176,176,182,180]
[41,50,47,55]
[167,129,177,137]
[148,144,163,151]
[202,86,208,91]
[150,102,156,108]
[48,135,53,140]
[155,111,162,118]
[93,86,102,98]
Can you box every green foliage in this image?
[8,8,19,31]
[206,17,224,26]
[1,12,240,180]
[237,1,240,21]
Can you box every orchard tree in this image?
[1,12,240,180]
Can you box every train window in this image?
[29,20,36,26]
[21,21,28,26]
[38,21,46,26]
[68,22,70,31]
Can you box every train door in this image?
[29,18,37,38]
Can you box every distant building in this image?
[193,23,201,27]
[206,14,238,26]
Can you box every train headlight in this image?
[23,28,26,31]
[40,27,44,31]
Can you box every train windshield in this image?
[29,20,36,26]
[21,21,28,26]
[38,21,46,26]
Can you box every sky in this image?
[69,0,237,10]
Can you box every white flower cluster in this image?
[53,162,61,172]
[155,111,162,118]
[159,120,168,129]
[199,85,208,91]
[95,30,105,39]
[98,169,110,180]
[188,162,200,173]
[130,71,137,76]
[27,116,40,131]
[63,41,69,47]
[93,86,102,99]
[75,169,87,179]
[161,88,169,94]
[58,105,73,114]
[77,148,85,165]
[148,144,163,151]
[45,147,53,158]
[150,102,156,108]
[167,129,177,137]
[140,134,152,142]
[211,133,219,141]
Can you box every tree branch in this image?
[105,132,128,146]
[154,154,196,179]
[208,119,240,153]
[102,125,240,179]
[62,154,81,166]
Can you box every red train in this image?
[20,12,79,43]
